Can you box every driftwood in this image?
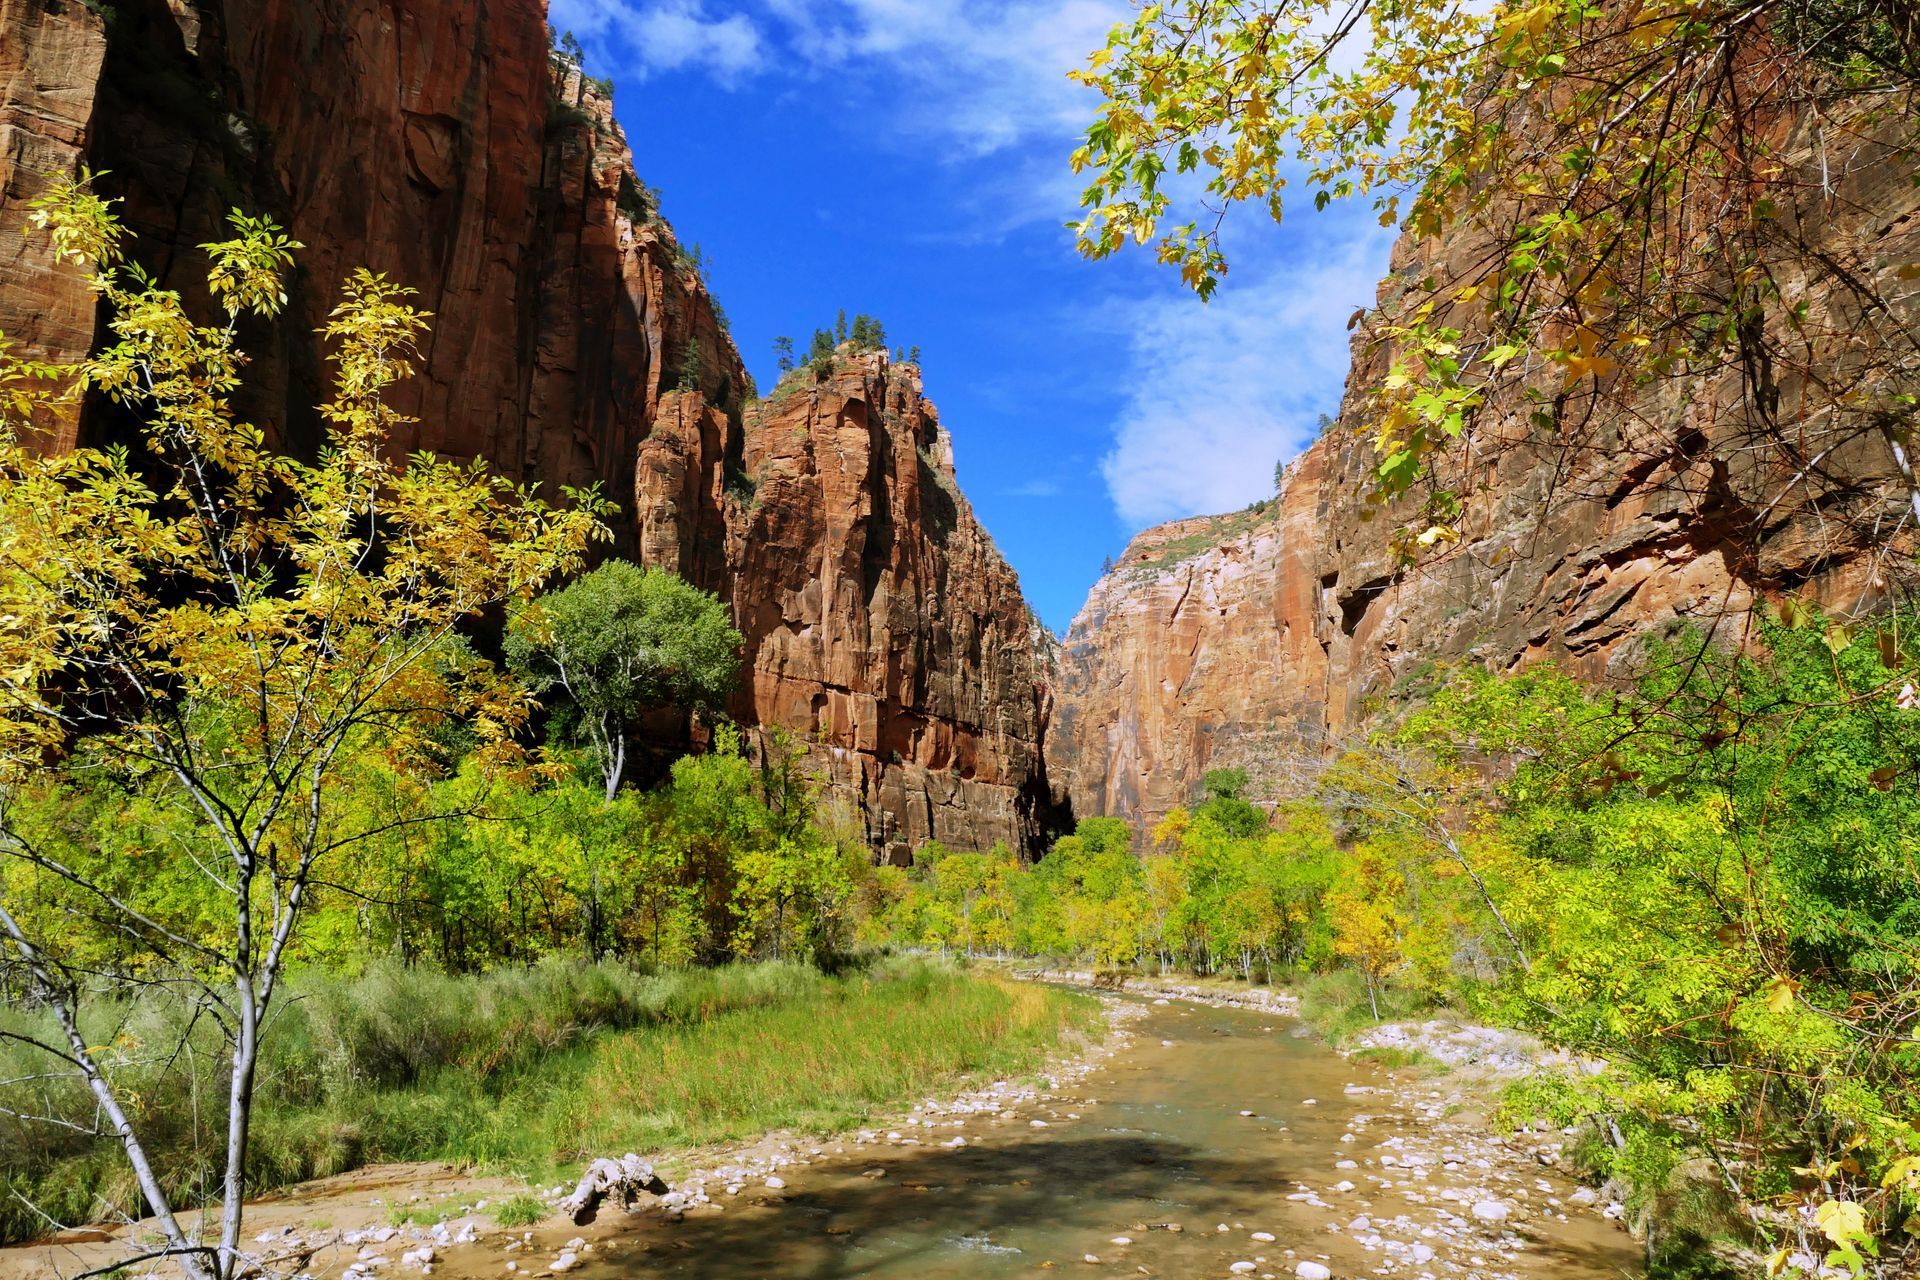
[558,1154,670,1225]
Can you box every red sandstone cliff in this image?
[0,0,1059,853]
[1052,103,1920,838]
[636,354,1063,856]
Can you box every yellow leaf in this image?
[1814,1199,1867,1247]
[1763,975,1800,1015]
[1882,1155,1920,1189]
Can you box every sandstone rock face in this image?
[1053,108,1920,840]
[636,354,1064,857]
[0,0,106,449]
[0,0,1057,853]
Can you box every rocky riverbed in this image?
[1,984,1638,1280]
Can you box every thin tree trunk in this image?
[1439,830,1531,973]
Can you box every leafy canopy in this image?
[1071,2,1920,556]
[0,172,608,1279]
[506,558,741,797]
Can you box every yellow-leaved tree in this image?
[0,175,609,1280]
[1071,1,1920,562]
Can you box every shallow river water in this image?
[579,996,1642,1279]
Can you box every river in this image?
[571,993,1642,1279]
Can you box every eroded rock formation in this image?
[1051,106,1920,839]
[637,356,1063,856]
[0,0,1058,854]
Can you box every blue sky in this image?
[550,0,1396,633]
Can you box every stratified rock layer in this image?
[0,0,1057,854]
[1052,104,1920,839]
[637,355,1062,857]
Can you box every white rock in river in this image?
[548,1254,578,1274]
[1295,1263,1332,1280]
[764,1176,786,1189]
[1471,1200,1511,1223]
[1251,1232,1275,1242]
[1230,1264,1256,1275]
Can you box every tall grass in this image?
[1294,969,1443,1047]
[0,957,1092,1244]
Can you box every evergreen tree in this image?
[807,328,835,366]
[907,344,922,364]
[834,308,847,344]
[676,339,701,392]
[773,334,794,372]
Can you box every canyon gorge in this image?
[0,0,1059,857]
[6,0,1916,849]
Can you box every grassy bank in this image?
[0,957,1095,1245]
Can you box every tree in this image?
[0,177,607,1280]
[1071,2,1920,570]
[1196,767,1266,838]
[807,327,835,370]
[507,559,740,802]
[773,334,794,372]
[675,338,701,393]
[833,308,847,344]
[1326,848,1407,1020]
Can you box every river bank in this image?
[2,978,1638,1280]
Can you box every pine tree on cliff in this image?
[808,328,835,368]
[834,309,848,344]
[773,334,794,372]
[676,339,701,393]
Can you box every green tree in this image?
[1071,1,1920,565]
[506,559,741,801]
[0,178,606,1280]
[807,327,836,370]
[773,334,794,372]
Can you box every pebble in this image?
[1250,1231,1275,1243]
[1471,1200,1510,1223]
[764,1176,786,1189]
[1295,1264,1332,1280]
[1230,1263,1256,1275]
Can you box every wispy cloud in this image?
[550,0,764,83]
[1098,210,1394,529]
[1003,478,1063,498]
[556,2,1124,150]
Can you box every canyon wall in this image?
[0,0,1059,854]
[1051,109,1920,838]
[636,356,1063,857]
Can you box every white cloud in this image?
[1004,478,1063,498]
[779,0,1128,155]
[1098,212,1394,529]
[549,0,764,82]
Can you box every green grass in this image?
[488,1195,547,1228]
[1294,969,1445,1047]
[0,957,1093,1244]
[1348,1045,1445,1071]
